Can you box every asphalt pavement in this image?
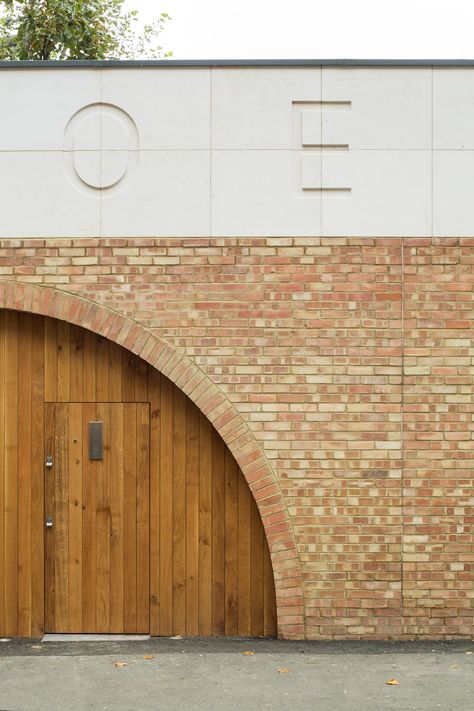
[0,637,473,710]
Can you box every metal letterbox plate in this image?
[89,421,103,460]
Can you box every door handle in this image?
[46,516,53,528]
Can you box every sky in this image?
[123,0,474,60]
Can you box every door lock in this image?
[46,516,53,528]
[45,456,53,468]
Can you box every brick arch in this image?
[0,280,304,639]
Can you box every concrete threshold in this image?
[41,634,150,642]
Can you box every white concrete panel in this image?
[433,150,474,236]
[211,150,321,236]
[433,69,474,149]
[321,106,352,147]
[73,151,101,189]
[212,68,321,149]
[0,70,100,150]
[74,111,101,151]
[301,153,322,190]
[101,112,132,151]
[8,65,474,239]
[322,150,431,237]
[301,110,322,146]
[100,150,210,237]
[0,152,100,238]
[321,151,352,190]
[322,68,432,149]
[100,151,130,189]
[101,69,211,149]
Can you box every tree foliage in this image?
[0,0,171,60]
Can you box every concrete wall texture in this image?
[3,64,474,239]
[1,64,474,639]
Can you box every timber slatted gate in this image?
[0,311,277,637]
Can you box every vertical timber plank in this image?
[172,389,186,635]
[263,542,277,637]
[68,403,83,632]
[198,417,212,636]
[0,312,5,635]
[148,370,161,636]
[44,317,58,402]
[109,403,124,632]
[82,402,97,632]
[185,401,199,636]
[211,430,226,636]
[123,403,137,632]
[44,403,56,632]
[136,403,150,633]
[31,315,45,635]
[250,500,265,637]
[82,331,96,402]
[56,322,70,403]
[237,475,251,636]
[95,338,109,401]
[4,311,18,637]
[159,377,173,636]
[70,326,84,402]
[54,402,69,631]
[17,314,32,636]
[95,402,110,632]
[134,356,148,402]
[224,451,238,636]
[121,351,135,402]
[108,343,122,402]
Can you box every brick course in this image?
[1,236,473,639]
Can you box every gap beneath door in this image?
[42,634,150,642]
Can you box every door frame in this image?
[44,401,151,634]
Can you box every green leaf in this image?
[0,0,172,59]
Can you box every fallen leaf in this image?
[170,635,183,640]
[143,655,154,660]
[450,664,458,669]
[114,661,127,668]
[278,668,292,673]
[31,645,42,650]
[465,651,473,655]
[385,679,399,686]
[242,650,256,656]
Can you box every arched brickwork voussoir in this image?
[0,280,304,639]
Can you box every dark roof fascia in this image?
[1,58,474,69]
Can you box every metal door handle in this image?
[46,516,53,528]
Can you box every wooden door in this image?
[0,312,276,638]
[44,402,150,633]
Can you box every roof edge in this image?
[1,58,474,68]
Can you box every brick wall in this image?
[1,236,473,639]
